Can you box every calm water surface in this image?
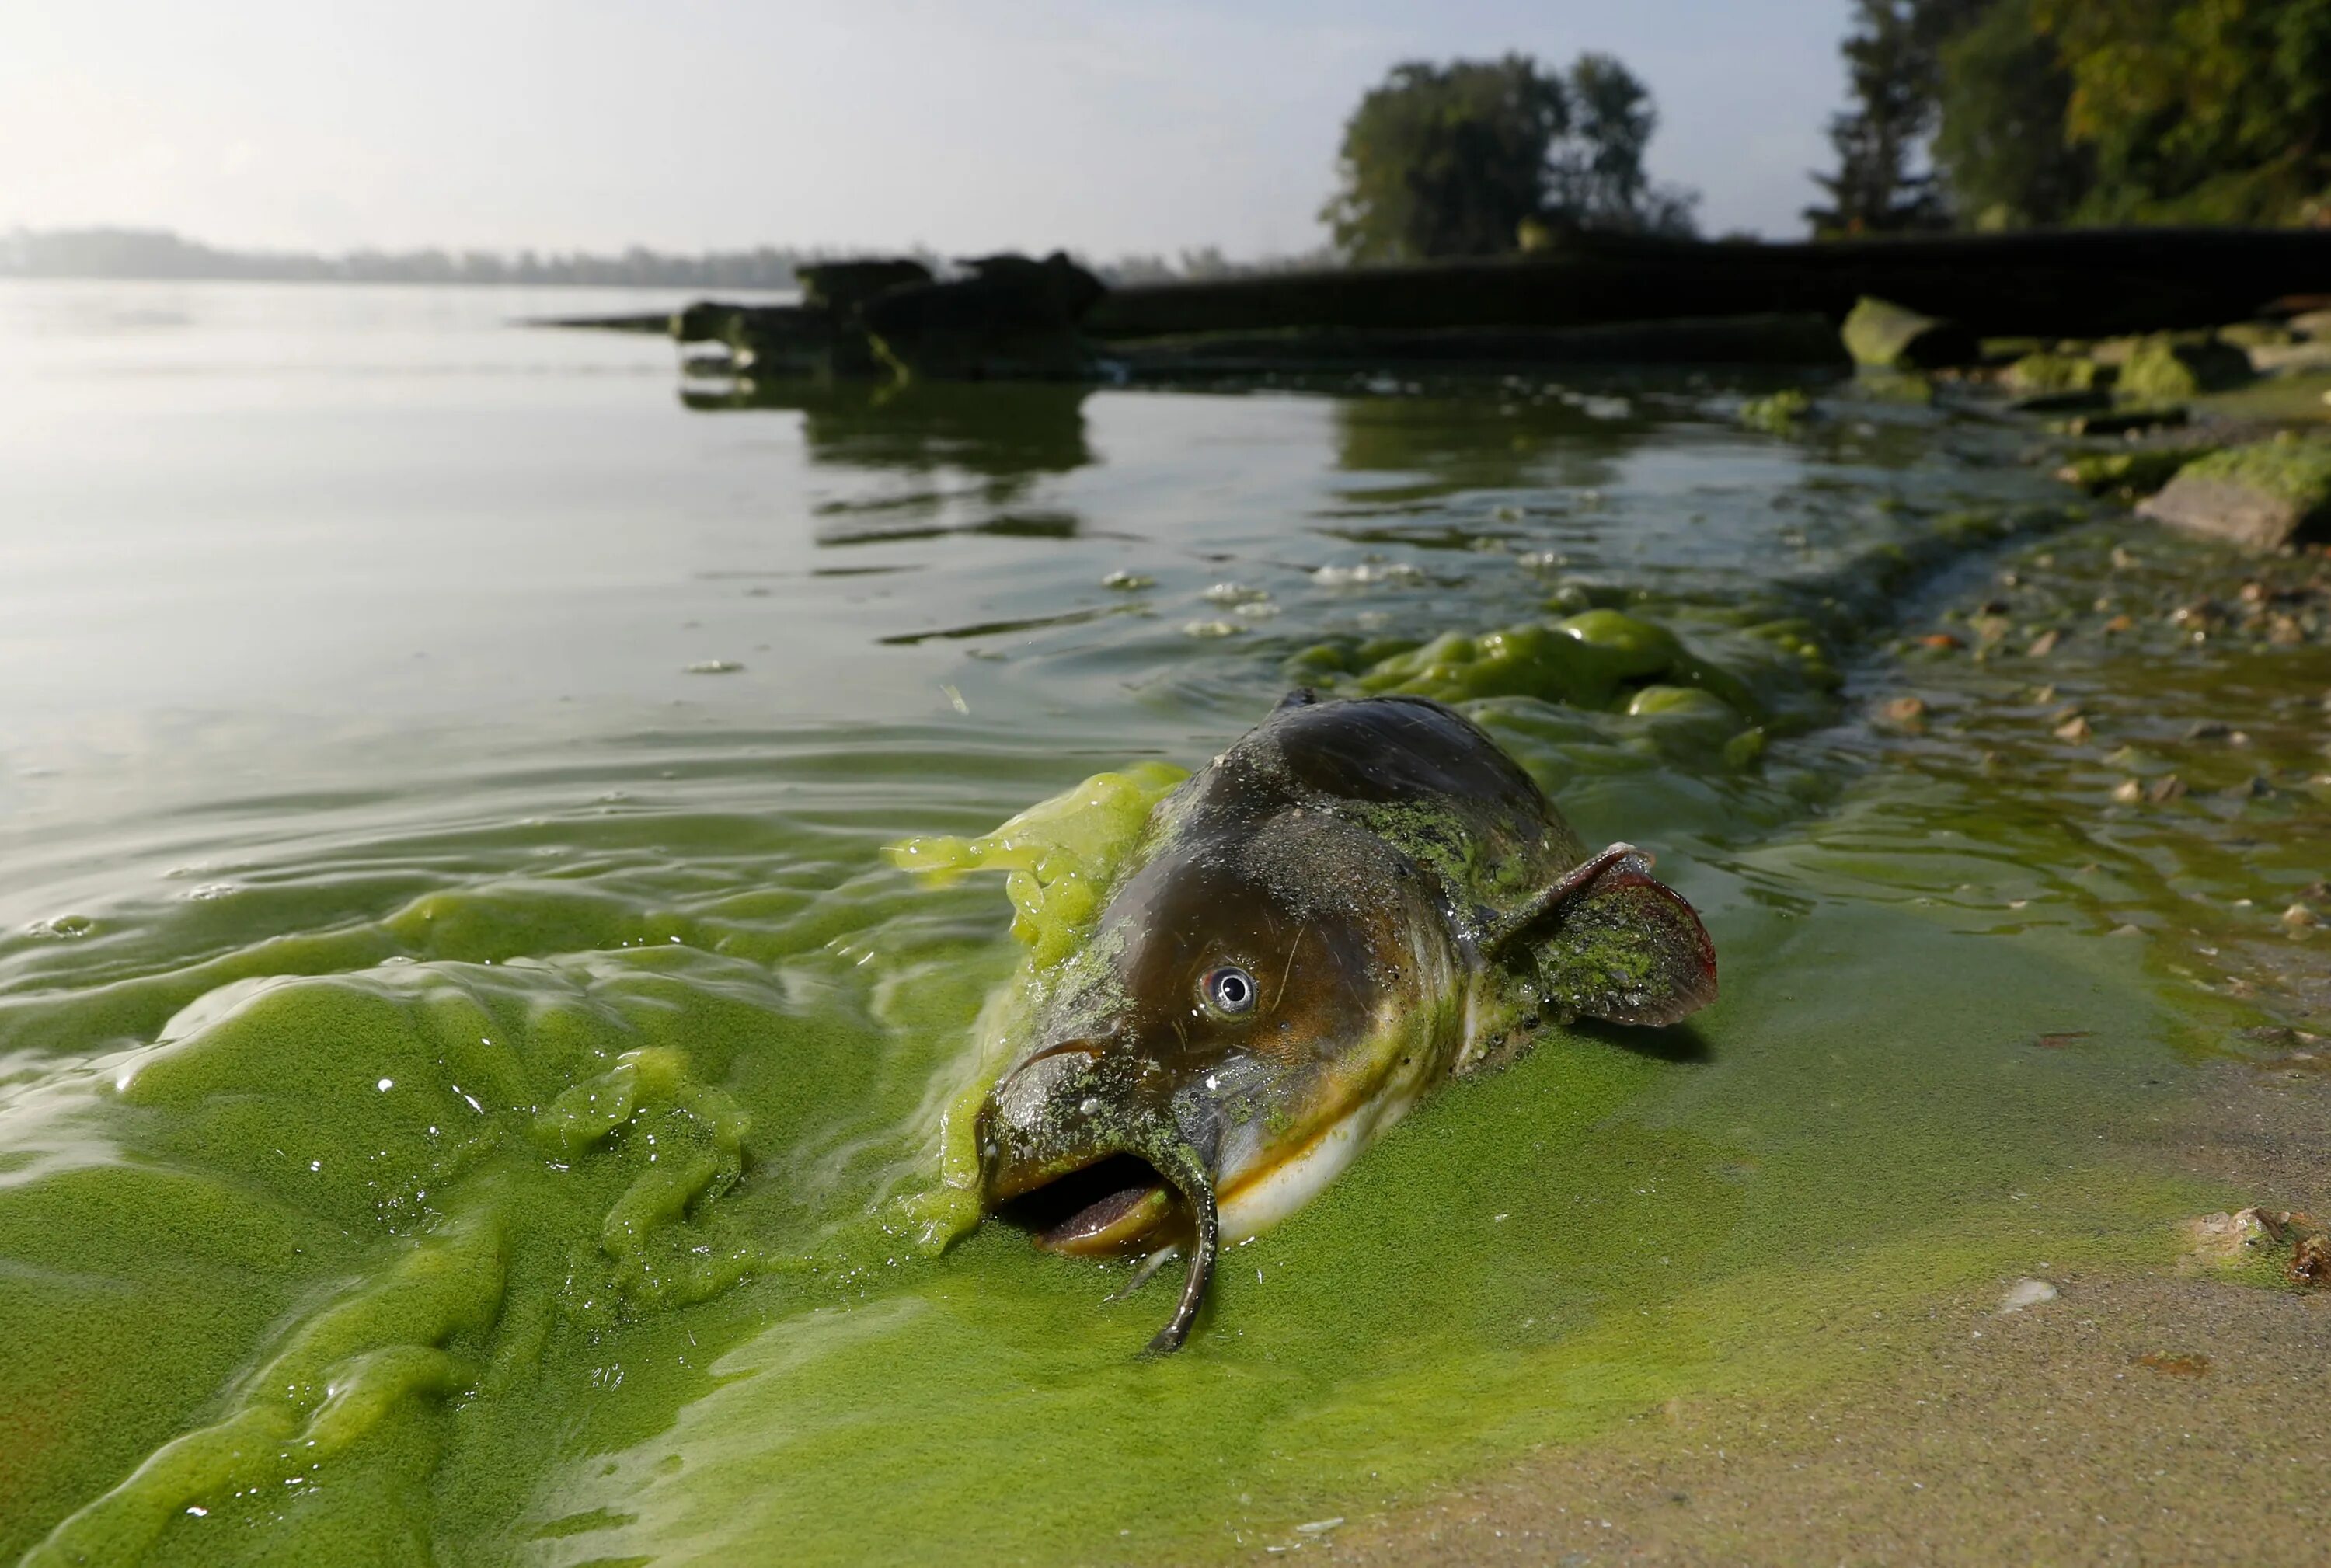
[1,281,2319,1566]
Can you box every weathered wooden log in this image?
[1110,312,1849,375]
[1086,229,2331,344]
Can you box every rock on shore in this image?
[2138,438,2331,550]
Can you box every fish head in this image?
[977,806,1455,1346]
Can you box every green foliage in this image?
[1807,0,1977,234]
[2030,0,2331,225]
[1321,56,1565,263]
[1831,0,2329,232]
[1932,0,2092,226]
[1322,54,1696,263]
[1545,54,1702,235]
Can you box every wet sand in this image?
[1333,1012,2329,1565]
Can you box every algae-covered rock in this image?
[797,259,934,315]
[862,252,1106,382]
[1980,336,2051,363]
[2004,352,2108,395]
[2055,446,2214,498]
[2009,389,2111,416]
[2137,437,2331,549]
[2118,336,2253,401]
[1348,608,1761,719]
[1853,368,1936,404]
[720,305,850,379]
[2246,340,2331,376]
[1840,296,1978,370]
[2216,322,2294,350]
[1738,388,1811,432]
[2062,406,2187,437]
[671,300,746,343]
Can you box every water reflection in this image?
[1331,383,1640,499]
[681,378,1093,490]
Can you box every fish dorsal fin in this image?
[1483,843,1717,1027]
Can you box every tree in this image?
[1321,56,1568,263]
[1321,53,1697,263]
[1930,0,2091,227]
[2030,0,2331,225]
[1546,54,1701,236]
[1805,0,1981,234]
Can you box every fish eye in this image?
[1201,965,1257,1016]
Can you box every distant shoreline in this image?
[0,273,801,295]
[0,226,831,291]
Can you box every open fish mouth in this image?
[994,1152,1179,1255]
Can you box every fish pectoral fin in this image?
[1485,844,1717,1027]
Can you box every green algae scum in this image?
[3,284,2328,1565]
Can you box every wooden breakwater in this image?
[1084,228,2331,345]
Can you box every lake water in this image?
[2,281,2323,1565]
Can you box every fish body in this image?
[977,692,1716,1350]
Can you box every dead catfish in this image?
[978,692,1716,1352]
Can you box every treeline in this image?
[1812,0,2331,233]
[0,228,831,287]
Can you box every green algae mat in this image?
[2,286,2325,1565]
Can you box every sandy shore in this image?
[1329,1047,2329,1566]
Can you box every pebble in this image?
[1998,1277,2058,1313]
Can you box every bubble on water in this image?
[1183,620,1243,639]
[1101,570,1154,591]
[685,660,744,675]
[1203,582,1270,606]
[1313,561,1426,588]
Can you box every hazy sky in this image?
[3,1,1854,256]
